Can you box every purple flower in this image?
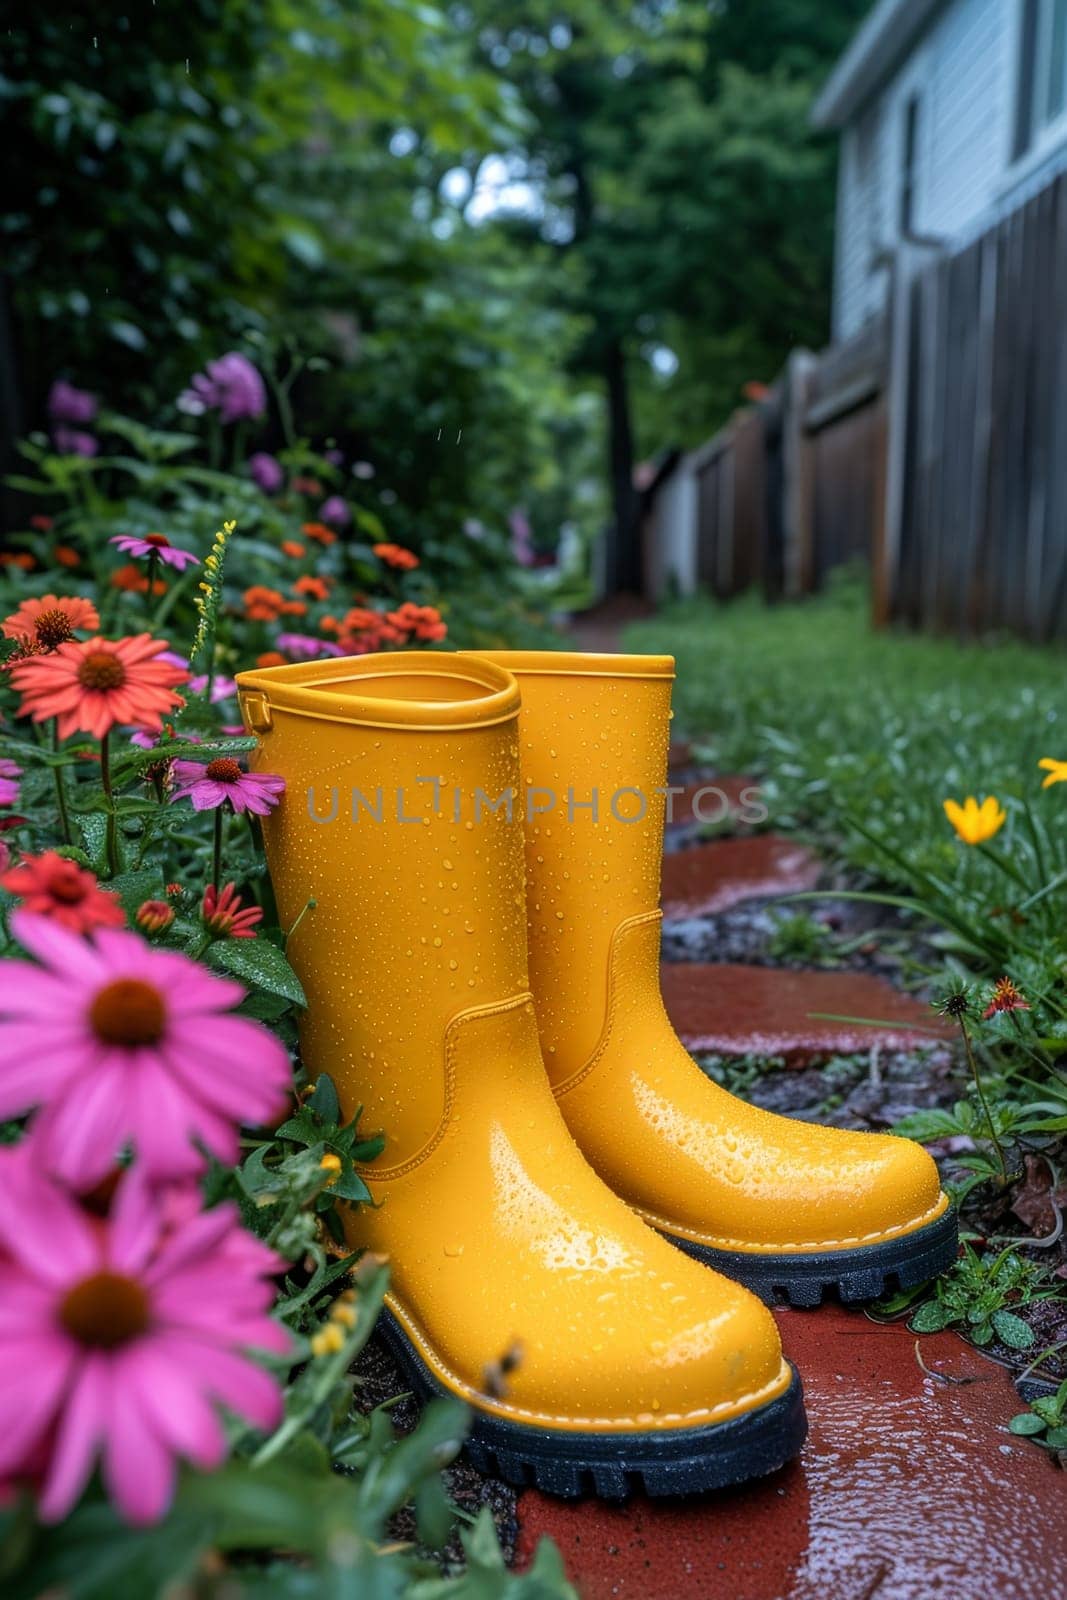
[319,495,350,529]
[178,353,266,424]
[276,633,345,662]
[324,448,344,467]
[109,533,199,572]
[0,759,22,808]
[170,758,285,816]
[48,381,98,426]
[249,452,284,493]
[53,428,98,458]
[188,673,238,703]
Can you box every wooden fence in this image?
[643,318,888,605]
[643,163,1067,643]
[886,170,1067,641]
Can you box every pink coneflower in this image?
[1,851,125,934]
[178,353,266,423]
[9,635,189,740]
[202,882,263,939]
[170,758,285,816]
[0,759,21,807]
[249,452,284,493]
[319,495,350,529]
[0,912,292,1186]
[275,633,344,662]
[0,1153,287,1525]
[48,380,98,426]
[109,533,199,572]
[187,672,238,703]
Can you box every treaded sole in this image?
[375,1309,807,1500]
[659,1202,959,1307]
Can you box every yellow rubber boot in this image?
[465,651,956,1307]
[236,652,804,1496]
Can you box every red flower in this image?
[300,521,336,547]
[202,882,264,939]
[293,575,330,601]
[136,899,175,935]
[983,976,1030,1020]
[10,635,188,740]
[1,851,125,934]
[373,542,419,570]
[2,594,100,651]
[387,601,447,642]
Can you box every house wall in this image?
[834,0,1017,339]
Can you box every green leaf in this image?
[991,1310,1034,1349]
[1045,1426,1067,1449]
[308,1073,340,1124]
[210,937,306,1006]
[1009,1412,1047,1435]
[910,1300,951,1333]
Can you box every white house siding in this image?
[832,0,1015,339]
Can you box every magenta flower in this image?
[276,633,344,662]
[249,452,284,493]
[188,673,238,703]
[0,758,21,807]
[319,495,351,529]
[0,912,292,1186]
[178,353,266,423]
[109,532,199,572]
[48,380,98,426]
[0,1152,287,1525]
[53,427,98,458]
[170,757,285,816]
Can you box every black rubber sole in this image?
[658,1202,959,1308]
[376,1308,807,1500]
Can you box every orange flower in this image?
[292,477,323,496]
[336,607,405,653]
[301,521,337,546]
[2,594,100,651]
[320,614,341,634]
[243,585,286,621]
[281,540,306,558]
[111,562,165,596]
[0,553,35,571]
[983,976,1030,1020]
[280,599,307,617]
[388,601,447,642]
[9,634,189,740]
[54,545,81,569]
[294,575,330,601]
[29,515,54,532]
[256,651,287,668]
[373,542,419,571]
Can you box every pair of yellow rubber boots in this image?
[236,649,955,1499]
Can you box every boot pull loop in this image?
[239,690,273,735]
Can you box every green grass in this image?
[625,575,1067,896]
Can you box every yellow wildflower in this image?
[319,1151,342,1184]
[942,795,1006,845]
[1038,758,1067,789]
[310,1323,345,1357]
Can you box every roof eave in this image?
[811,0,944,129]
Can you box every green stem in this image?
[146,550,160,619]
[51,721,73,846]
[100,730,118,877]
[960,1017,1009,1185]
[212,806,224,891]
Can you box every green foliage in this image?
[1010,1377,1067,1452]
[767,911,836,967]
[883,1244,1053,1350]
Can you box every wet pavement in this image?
[661,962,952,1062]
[515,1304,1067,1600]
[661,836,822,918]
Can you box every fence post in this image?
[782,350,816,596]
